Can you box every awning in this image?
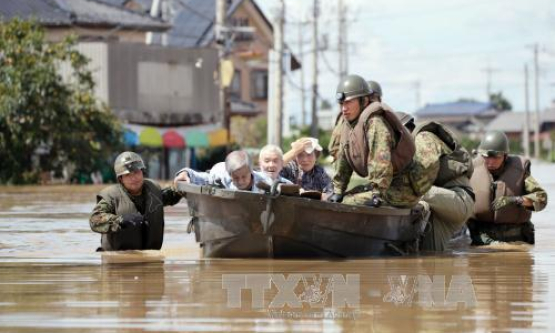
[163,130,186,148]
[208,129,229,147]
[123,129,139,146]
[139,127,163,147]
[185,130,210,148]
[122,124,230,149]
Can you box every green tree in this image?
[489,91,512,111]
[0,19,123,184]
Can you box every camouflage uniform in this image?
[328,115,344,165]
[333,116,420,207]
[90,185,182,234]
[411,132,475,251]
[468,170,547,245]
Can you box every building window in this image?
[250,70,268,100]
[229,17,253,41]
[229,70,241,100]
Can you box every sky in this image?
[256,0,555,125]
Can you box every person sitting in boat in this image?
[90,152,183,251]
[174,150,272,193]
[280,137,333,199]
[258,144,292,184]
[327,74,419,207]
[396,112,475,251]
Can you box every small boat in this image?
[177,182,427,258]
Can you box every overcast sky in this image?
[256,0,555,125]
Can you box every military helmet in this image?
[478,131,509,157]
[114,151,146,177]
[395,111,415,132]
[367,80,383,98]
[336,74,372,103]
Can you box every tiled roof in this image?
[485,111,526,132]
[104,0,269,47]
[0,0,169,31]
[415,101,494,117]
[485,110,555,132]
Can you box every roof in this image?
[485,111,527,132]
[0,0,170,31]
[108,0,270,47]
[540,109,555,122]
[415,101,495,117]
[485,110,555,132]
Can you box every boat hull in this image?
[178,183,426,258]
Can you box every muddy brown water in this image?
[1,163,554,332]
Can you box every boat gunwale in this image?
[177,182,414,217]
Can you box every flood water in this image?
[1,162,554,332]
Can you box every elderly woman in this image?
[280,137,333,198]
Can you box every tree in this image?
[489,91,512,111]
[0,19,123,184]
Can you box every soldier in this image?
[89,152,183,251]
[328,74,419,208]
[467,131,547,245]
[396,112,475,251]
[329,80,383,162]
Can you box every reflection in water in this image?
[0,254,549,332]
[0,162,554,332]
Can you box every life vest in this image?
[97,179,165,250]
[340,102,415,177]
[413,121,474,187]
[328,114,344,161]
[470,155,532,224]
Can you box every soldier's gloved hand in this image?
[327,193,344,203]
[491,196,523,211]
[120,213,144,229]
[369,194,383,207]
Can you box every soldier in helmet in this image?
[396,112,475,251]
[328,74,419,208]
[328,80,383,162]
[89,152,183,251]
[467,131,547,245]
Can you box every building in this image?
[108,0,300,117]
[415,101,504,139]
[0,0,170,42]
[486,107,555,155]
[1,0,298,179]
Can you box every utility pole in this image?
[524,64,530,158]
[298,21,306,127]
[215,0,228,144]
[337,0,347,81]
[310,0,319,138]
[481,62,499,99]
[533,44,540,159]
[269,0,285,146]
[146,0,162,44]
[414,80,421,110]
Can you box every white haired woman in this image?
[280,137,333,199]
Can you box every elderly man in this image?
[258,144,291,183]
[90,152,183,251]
[174,150,272,192]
